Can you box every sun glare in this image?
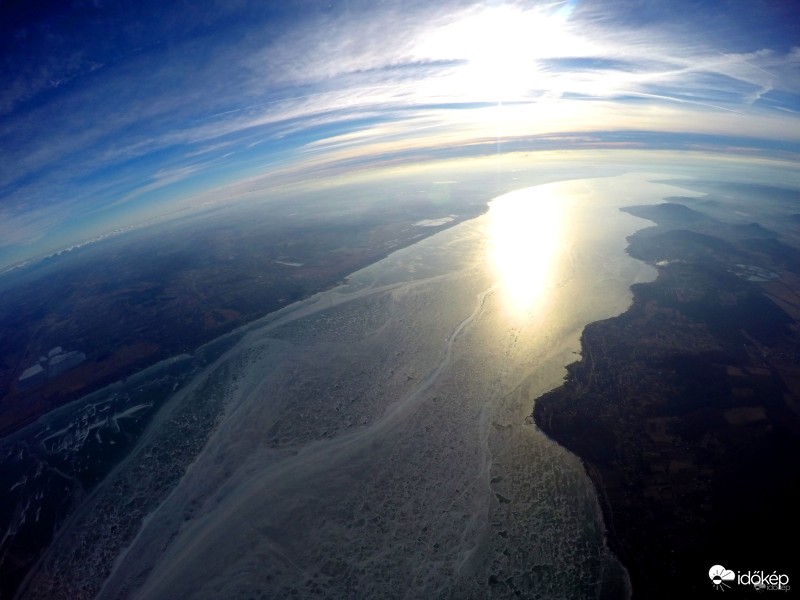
[488,186,566,317]
[417,2,582,102]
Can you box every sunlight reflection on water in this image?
[488,186,568,317]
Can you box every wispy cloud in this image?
[1,0,799,267]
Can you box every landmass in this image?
[0,194,486,438]
[533,182,800,598]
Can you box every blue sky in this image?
[1,0,799,268]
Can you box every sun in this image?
[415,2,581,102]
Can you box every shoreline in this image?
[0,206,486,439]
[532,198,800,598]
[0,207,491,600]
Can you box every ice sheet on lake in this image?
[19,174,701,600]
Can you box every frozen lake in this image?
[20,174,701,599]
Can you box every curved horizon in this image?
[1,0,799,268]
